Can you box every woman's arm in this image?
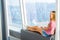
[43,23,50,30]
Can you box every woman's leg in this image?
[27,26,38,31]
[27,26,43,34]
[36,27,43,34]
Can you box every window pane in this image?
[7,0,22,32]
[8,5,22,27]
[24,0,56,26]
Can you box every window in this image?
[8,1,22,28]
[23,0,56,27]
[5,0,56,38]
[5,0,23,32]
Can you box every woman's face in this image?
[50,12,54,20]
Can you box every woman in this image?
[27,11,56,37]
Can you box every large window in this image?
[23,0,56,27]
[5,0,56,38]
[5,0,56,32]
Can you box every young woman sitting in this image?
[27,11,56,37]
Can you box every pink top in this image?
[45,21,56,35]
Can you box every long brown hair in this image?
[50,11,56,21]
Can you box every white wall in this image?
[59,0,60,32]
[0,13,2,40]
[58,0,60,39]
[0,0,2,40]
[55,0,59,40]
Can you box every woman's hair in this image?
[51,11,56,21]
[52,11,56,13]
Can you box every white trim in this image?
[4,0,10,37]
[21,0,28,29]
[24,0,56,3]
[55,0,59,40]
[20,0,26,29]
[3,0,10,40]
